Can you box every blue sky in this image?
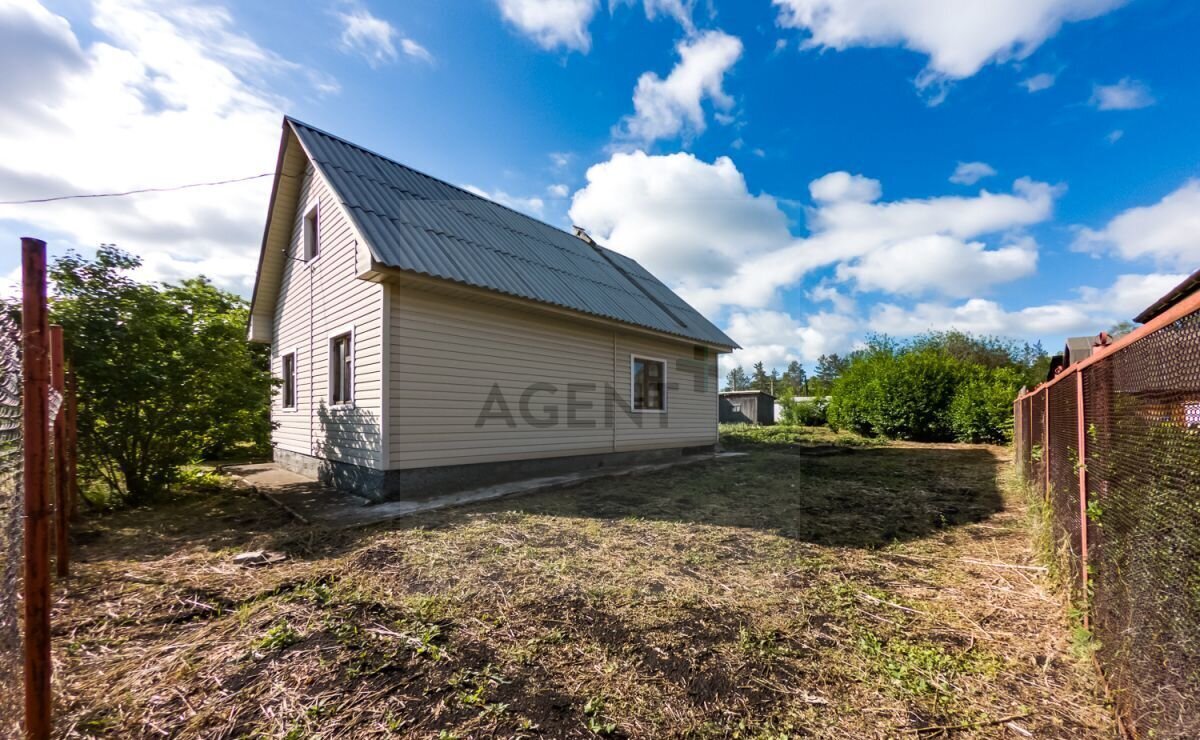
[1,0,1198,371]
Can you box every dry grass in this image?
[51,427,1115,738]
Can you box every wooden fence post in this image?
[50,325,67,578]
[22,237,52,740]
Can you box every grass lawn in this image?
[52,426,1113,738]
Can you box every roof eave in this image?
[1132,268,1200,324]
[246,120,293,343]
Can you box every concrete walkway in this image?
[224,452,746,530]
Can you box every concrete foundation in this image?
[272,445,717,503]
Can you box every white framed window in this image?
[280,351,297,410]
[302,200,320,261]
[329,328,354,406]
[631,355,666,412]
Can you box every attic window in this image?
[303,201,320,261]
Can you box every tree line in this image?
[723,354,848,397]
[726,332,1050,444]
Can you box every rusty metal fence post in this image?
[21,237,51,740]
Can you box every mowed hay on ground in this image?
[54,427,1114,738]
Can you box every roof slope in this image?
[286,118,737,349]
[1133,268,1200,325]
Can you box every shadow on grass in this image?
[75,435,1004,564]
[474,443,1005,549]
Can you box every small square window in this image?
[632,357,665,411]
[330,333,353,405]
[303,202,320,261]
[281,352,297,409]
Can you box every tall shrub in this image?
[828,332,1032,443]
[949,367,1024,443]
[50,247,273,504]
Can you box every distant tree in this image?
[724,366,750,391]
[811,353,846,395]
[783,360,807,396]
[750,361,770,391]
[50,247,273,505]
[1109,320,1135,339]
[908,330,1020,369]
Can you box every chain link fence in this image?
[0,312,23,739]
[1014,309,1200,738]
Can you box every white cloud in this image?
[1021,72,1056,92]
[773,0,1125,95]
[616,30,743,144]
[809,171,881,203]
[612,0,697,32]
[1106,129,1124,144]
[950,161,997,185]
[569,150,792,287]
[725,271,1184,372]
[335,1,432,66]
[1074,180,1200,269]
[500,0,701,52]
[570,151,1060,314]
[400,38,435,64]
[724,308,861,369]
[871,272,1185,338]
[463,184,546,218]
[546,183,570,198]
[497,0,598,52]
[1090,77,1155,110]
[836,235,1037,297]
[0,0,333,295]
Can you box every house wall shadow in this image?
[313,400,384,496]
[280,443,1006,555]
[481,444,1007,549]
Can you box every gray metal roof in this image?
[286,117,738,349]
[1133,267,1200,325]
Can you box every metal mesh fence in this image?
[1015,309,1200,738]
[0,313,22,740]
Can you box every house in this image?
[719,391,775,425]
[248,117,739,500]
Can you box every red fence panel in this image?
[1014,307,1200,738]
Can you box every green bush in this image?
[825,333,1035,443]
[829,347,967,441]
[949,367,1024,443]
[826,347,890,436]
[779,396,828,426]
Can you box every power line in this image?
[0,172,275,206]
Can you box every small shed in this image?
[720,390,775,425]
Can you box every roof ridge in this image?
[285,116,584,243]
[587,241,689,330]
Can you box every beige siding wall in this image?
[613,334,719,451]
[270,163,384,469]
[388,288,718,469]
